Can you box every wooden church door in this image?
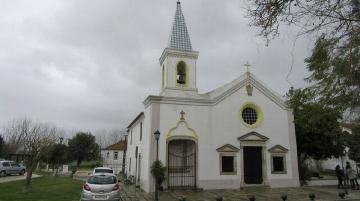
[243,146,263,184]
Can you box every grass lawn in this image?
[0,174,83,201]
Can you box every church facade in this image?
[125,2,300,192]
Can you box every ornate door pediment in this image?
[238,132,269,142]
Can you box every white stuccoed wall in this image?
[127,73,300,192]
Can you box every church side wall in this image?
[125,114,147,189]
[142,103,161,192]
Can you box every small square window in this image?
[273,157,283,172]
[114,152,118,160]
[271,155,286,174]
[222,156,234,173]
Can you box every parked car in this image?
[0,160,26,177]
[80,173,121,201]
[92,167,114,175]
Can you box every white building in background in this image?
[309,123,359,172]
[125,1,300,192]
[101,140,126,174]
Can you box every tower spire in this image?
[168,1,193,51]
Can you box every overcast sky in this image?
[0,0,315,134]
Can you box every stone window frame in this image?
[216,144,240,175]
[268,145,288,174]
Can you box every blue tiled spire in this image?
[168,1,193,51]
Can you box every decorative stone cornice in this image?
[268,145,289,153]
[144,73,288,111]
[216,144,240,152]
[143,95,212,108]
[159,48,199,64]
[238,131,269,142]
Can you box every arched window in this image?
[176,61,186,84]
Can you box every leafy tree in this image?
[305,35,360,118]
[49,143,68,166]
[68,132,100,175]
[346,125,360,162]
[247,0,360,117]
[287,88,346,183]
[39,143,69,170]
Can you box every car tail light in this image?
[112,183,120,191]
[83,184,91,191]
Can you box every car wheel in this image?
[0,171,6,177]
[19,169,25,175]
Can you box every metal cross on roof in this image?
[244,62,251,72]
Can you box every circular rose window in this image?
[240,103,263,128]
[242,107,258,125]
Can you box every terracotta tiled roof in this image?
[103,140,127,151]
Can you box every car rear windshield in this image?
[87,175,116,184]
[94,169,113,174]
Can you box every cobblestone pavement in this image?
[121,184,360,201]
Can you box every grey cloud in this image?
[0,0,311,133]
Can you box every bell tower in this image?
[159,1,199,97]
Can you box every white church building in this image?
[125,1,300,192]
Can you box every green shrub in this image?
[150,160,166,186]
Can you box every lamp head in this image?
[154,130,160,141]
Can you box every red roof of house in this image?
[103,140,127,150]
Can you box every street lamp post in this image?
[122,129,129,175]
[153,130,160,201]
[55,137,64,176]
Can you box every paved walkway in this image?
[0,173,41,183]
[122,184,360,201]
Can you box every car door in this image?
[10,162,20,174]
[2,162,10,174]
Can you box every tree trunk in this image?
[70,159,82,178]
[22,170,32,193]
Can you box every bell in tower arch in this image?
[176,61,186,84]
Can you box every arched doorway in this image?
[167,139,196,189]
